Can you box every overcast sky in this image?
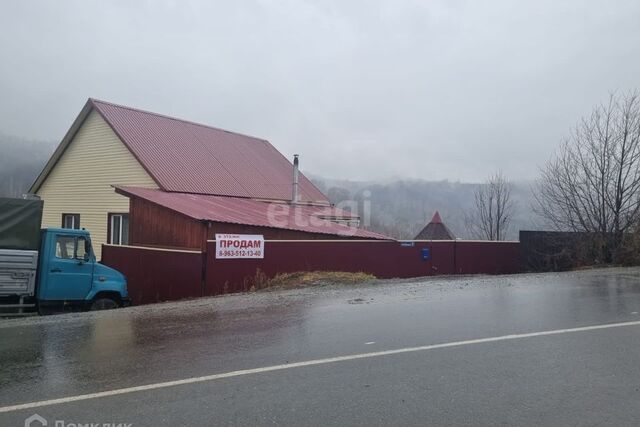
[1,0,639,182]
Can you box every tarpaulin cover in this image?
[0,197,43,250]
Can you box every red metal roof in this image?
[116,186,391,240]
[91,99,328,203]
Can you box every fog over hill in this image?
[0,135,538,239]
[0,133,55,197]
[311,176,538,240]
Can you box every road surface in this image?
[1,268,640,426]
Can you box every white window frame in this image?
[62,213,80,230]
[109,213,129,245]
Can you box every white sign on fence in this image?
[215,234,265,259]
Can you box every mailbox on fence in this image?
[421,247,430,261]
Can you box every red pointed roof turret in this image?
[414,211,455,240]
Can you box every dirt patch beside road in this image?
[257,271,376,290]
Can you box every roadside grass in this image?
[253,271,376,291]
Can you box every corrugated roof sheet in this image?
[92,99,328,203]
[116,186,391,240]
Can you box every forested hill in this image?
[311,176,538,240]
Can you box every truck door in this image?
[43,234,93,301]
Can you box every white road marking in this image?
[364,341,376,345]
[2,319,640,414]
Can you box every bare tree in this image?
[466,171,515,240]
[534,90,640,260]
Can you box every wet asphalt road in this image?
[1,268,640,426]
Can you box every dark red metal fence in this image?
[454,241,521,275]
[204,240,520,296]
[102,244,203,305]
[102,240,521,304]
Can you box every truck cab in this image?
[36,228,129,312]
[1,196,129,315]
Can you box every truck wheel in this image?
[38,305,54,316]
[90,297,119,311]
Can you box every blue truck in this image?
[0,197,129,315]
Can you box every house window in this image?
[108,213,129,245]
[62,214,80,229]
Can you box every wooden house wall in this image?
[129,198,207,250]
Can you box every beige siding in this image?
[36,110,158,259]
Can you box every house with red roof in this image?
[30,99,389,258]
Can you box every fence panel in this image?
[103,240,522,302]
[102,244,203,305]
[205,240,479,296]
[454,241,521,274]
[519,231,602,271]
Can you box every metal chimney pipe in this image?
[292,154,299,204]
